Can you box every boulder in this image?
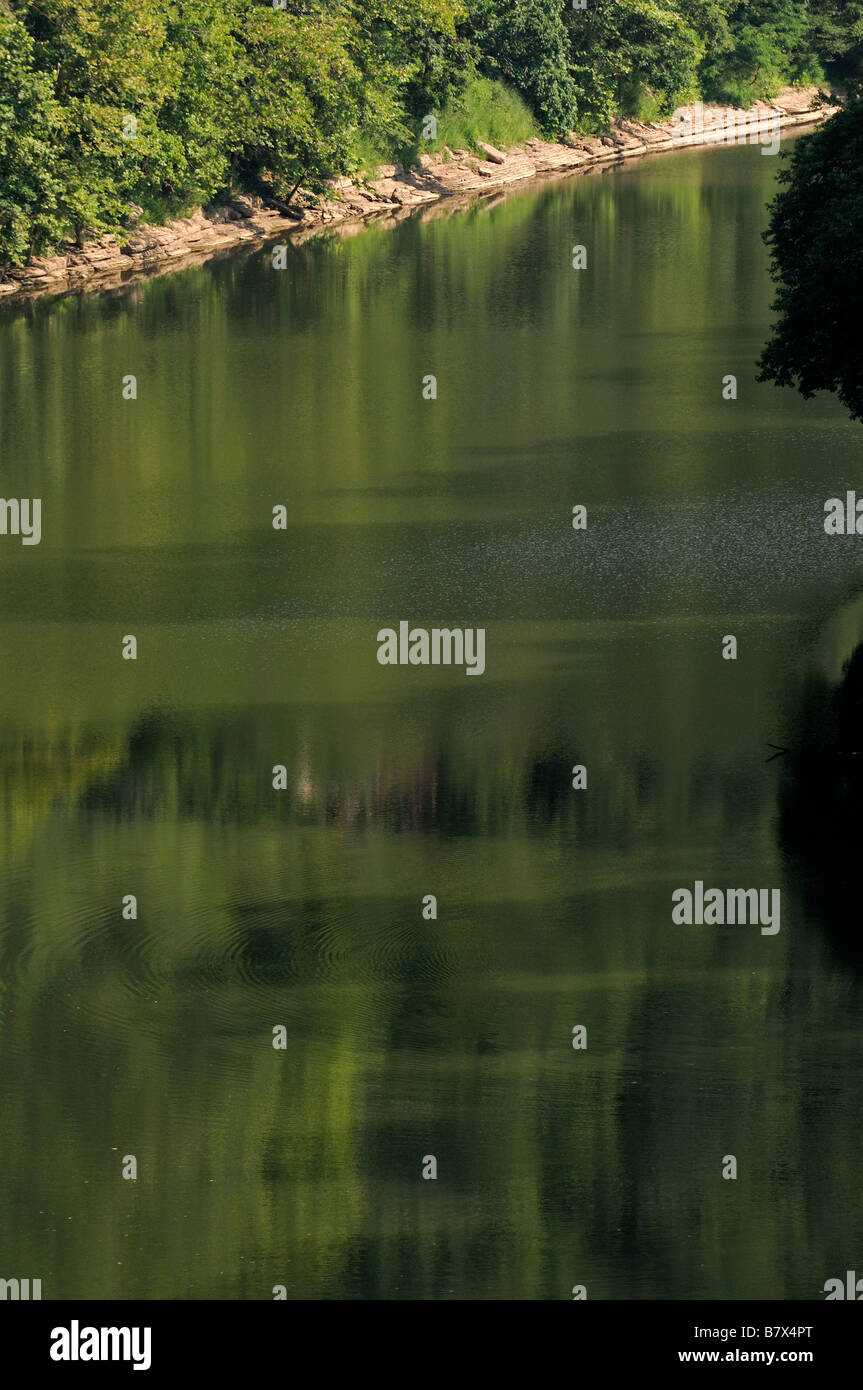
[478,141,506,164]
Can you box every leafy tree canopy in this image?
[1,0,861,265]
[759,102,863,422]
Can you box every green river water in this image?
[1,136,861,1300]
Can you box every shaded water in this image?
[1,138,862,1300]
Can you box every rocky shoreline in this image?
[0,86,836,303]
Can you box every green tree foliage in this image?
[1,0,862,266]
[759,103,863,422]
[234,5,367,200]
[701,1,863,105]
[0,7,62,262]
[468,0,579,134]
[565,0,708,127]
[21,0,182,243]
[3,0,244,251]
[700,0,812,104]
[355,0,469,116]
[807,0,863,96]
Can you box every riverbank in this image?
[0,86,836,303]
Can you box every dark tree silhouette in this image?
[759,101,863,422]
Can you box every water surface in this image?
[1,138,862,1300]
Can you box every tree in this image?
[233,3,370,199]
[805,0,863,97]
[0,5,62,263]
[470,0,580,134]
[352,0,468,120]
[698,1,809,105]
[565,0,707,128]
[758,103,863,422]
[16,0,181,245]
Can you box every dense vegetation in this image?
[759,99,863,422]
[1,0,862,266]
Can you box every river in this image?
[1,135,862,1300]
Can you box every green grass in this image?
[351,77,539,178]
[424,76,538,156]
[350,132,396,180]
[624,84,668,124]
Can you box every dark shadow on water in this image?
[780,642,863,969]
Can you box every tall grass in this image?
[427,76,539,155]
[352,77,539,177]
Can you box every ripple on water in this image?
[62,897,464,1039]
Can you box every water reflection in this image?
[1,140,862,1300]
[781,638,863,968]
